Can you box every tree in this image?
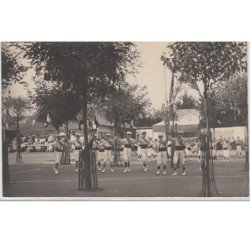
[162,42,247,196]
[196,73,247,129]
[212,73,247,126]
[21,42,139,190]
[134,109,163,127]
[1,43,26,89]
[30,80,82,135]
[3,97,31,163]
[175,92,197,109]
[101,84,151,133]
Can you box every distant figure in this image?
[137,131,149,172]
[147,137,156,161]
[52,135,63,174]
[236,137,242,156]
[223,140,231,162]
[72,134,83,173]
[154,134,167,175]
[121,131,136,173]
[101,133,114,173]
[216,139,223,151]
[212,139,218,159]
[170,132,186,176]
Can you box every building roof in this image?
[152,109,200,133]
[153,109,200,127]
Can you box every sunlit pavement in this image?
[3,152,249,198]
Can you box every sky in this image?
[133,42,171,109]
[5,42,200,110]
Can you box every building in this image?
[18,110,115,138]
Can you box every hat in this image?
[142,131,146,135]
[106,133,111,136]
[126,131,132,135]
[158,133,164,137]
[59,132,65,137]
[76,133,80,137]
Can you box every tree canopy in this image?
[1,44,26,89]
[209,73,247,127]
[175,92,197,109]
[162,42,247,87]
[3,96,31,128]
[30,80,82,130]
[101,83,151,132]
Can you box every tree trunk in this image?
[65,121,69,139]
[114,117,118,134]
[16,115,23,164]
[2,138,10,185]
[203,88,211,196]
[82,90,92,190]
[200,83,219,197]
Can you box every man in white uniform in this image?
[154,134,168,175]
[223,140,231,162]
[122,131,135,173]
[101,133,114,173]
[138,131,149,172]
[170,132,186,176]
[97,139,105,171]
[52,135,63,174]
[236,137,242,156]
[72,134,83,173]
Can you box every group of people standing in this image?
[90,131,186,176]
[51,131,246,176]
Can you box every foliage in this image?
[22,42,139,97]
[134,109,163,127]
[175,92,198,109]
[1,43,27,88]
[30,80,82,130]
[213,73,247,126]
[162,42,247,87]
[101,83,151,131]
[21,42,139,140]
[3,96,31,128]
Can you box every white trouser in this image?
[140,148,148,163]
[123,147,132,163]
[198,150,202,158]
[74,149,80,162]
[212,149,217,157]
[167,146,172,158]
[236,145,242,154]
[98,151,105,162]
[157,151,167,166]
[54,151,62,164]
[223,149,230,158]
[148,148,156,157]
[104,150,113,164]
[173,150,185,166]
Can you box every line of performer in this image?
[52,130,191,176]
[52,130,241,175]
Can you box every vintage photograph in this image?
[1,42,248,198]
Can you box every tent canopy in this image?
[153,109,200,135]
